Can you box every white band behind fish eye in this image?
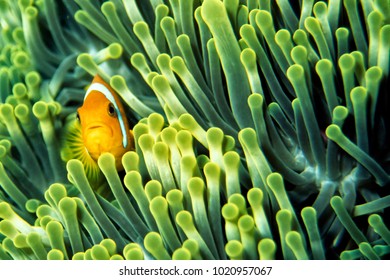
[85,83,128,148]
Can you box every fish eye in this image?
[108,103,117,117]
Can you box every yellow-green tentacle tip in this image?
[144,232,171,260]
[46,183,67,205]
[110,254,124,260]
[182,239,202,260]
[100,239,117,256]
[368,214,390,245]
[258,238,276,260]
[13,234,28,249]
[46,221,68,260]
[72,252,85,260]
[285,231,309,260]
[225,240,243,260]
[222,203,240,242]
[179,114,208,148]
[26,232,48,260]
[47,249,64,260]
[84,249,93,260]
[144,180,162,202]
[358,242,380,260]
[172,248,192,260]
[91,244,111,260]
[122,151,139,173]
[123,243,144,260]
[124,248,144,260]
[0,220,19,239]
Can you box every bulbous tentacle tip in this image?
[172,247,191,260]
[124,247,144,260]
[225,240,243,260]
[258,238,277,260]
[47,249,64,260]
[66,158,84,172]
[97,152,116,168]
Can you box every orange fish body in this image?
[77,75,134,170]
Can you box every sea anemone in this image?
[0,0,389,260]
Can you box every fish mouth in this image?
[85,122,111,133]
[84,123,113,139]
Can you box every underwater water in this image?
[0,0,389,260]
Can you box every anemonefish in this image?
[76,74,134,170]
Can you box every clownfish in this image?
[76,75,134,170]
